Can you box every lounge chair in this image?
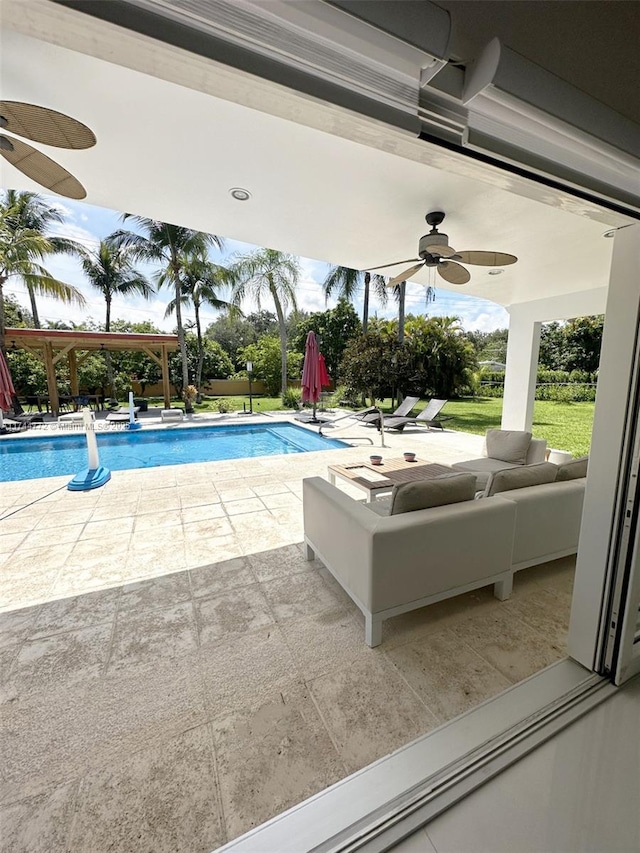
[4,411,44,425]
[358,396,420,426]
[1,415,28,433]
[383,398,452,431]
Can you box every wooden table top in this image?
[328,458,455,493]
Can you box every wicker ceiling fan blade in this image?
[437,261,470,285]
[455,250,518,266]
[0,101,96,149]
[364,258,420,272]
[0,135,87,199]
[387,262,425,288]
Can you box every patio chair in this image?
[358,396,420,426]
[383,398,452,431]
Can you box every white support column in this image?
[569,224,640,669]
[501,307,541,431]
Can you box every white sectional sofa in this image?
[303,476,517,647]
[303,458,587,646]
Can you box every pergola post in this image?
[43,341,60,417]
[68,349,79,397]
[501,307,541,432]
[161,345,171,409]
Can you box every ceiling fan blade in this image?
[365,258,420,272]
[437,261,470,285]
[0,136,87,199]
[0,101,96,149]
[455,251,518,266]
[423,242,457,258]
[387,262,425,288]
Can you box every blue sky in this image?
[6,195,509,333]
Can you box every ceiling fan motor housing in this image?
[419,231,449,257]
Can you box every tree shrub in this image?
[281,388,302,409]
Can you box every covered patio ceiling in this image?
[0,1,631,314]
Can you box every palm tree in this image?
[323,266,387,332]
[112,218,223,410]
[227,248,300,395]
[165,252,235,401]
[78,235,153,401]
[0,190,86,351]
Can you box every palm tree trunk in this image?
[363,272,371,333]
[194,300,204,403]
[27,284,41,329]
[397,281,406,404]
[174,276,191,411]
[105,296,117,403]
[271,288,288,395]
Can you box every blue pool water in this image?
[0,423,348,482]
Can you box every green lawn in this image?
[374,397,595,458]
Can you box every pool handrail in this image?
[318,407,386,447]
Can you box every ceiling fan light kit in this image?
[0,100,96,199]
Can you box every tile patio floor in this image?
[0,418,575,852]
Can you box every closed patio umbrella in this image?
[318,352,331,390]
[301,331,322,424]
[0,350,16,434]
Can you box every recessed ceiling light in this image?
[230,187,251,201]
[603,230,616,238]
[488,269,503,275]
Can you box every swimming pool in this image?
[0,423,348,482]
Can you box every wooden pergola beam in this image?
[43,341,60,417]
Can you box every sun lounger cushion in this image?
[390,473,476,515]
[485,462,558,497]
[555,456,589,481]
[484,429,532,464]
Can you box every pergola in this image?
[5,328,180,416]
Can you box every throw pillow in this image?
[485,461,558,497]
[390,473,476,515]
[556,456,589,481]
[484,429,532,464]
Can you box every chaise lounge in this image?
[383,398,452,431]
[356,396,420,426]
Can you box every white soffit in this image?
[0,19,619,310]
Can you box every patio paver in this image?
[0,419,576,850]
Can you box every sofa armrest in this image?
[303,477,379,609]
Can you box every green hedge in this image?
[479,367,597,402]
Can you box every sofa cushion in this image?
[556,455,588,481]
[485,462,558,496]
[484,429,532,464]
[390,473,476,515]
